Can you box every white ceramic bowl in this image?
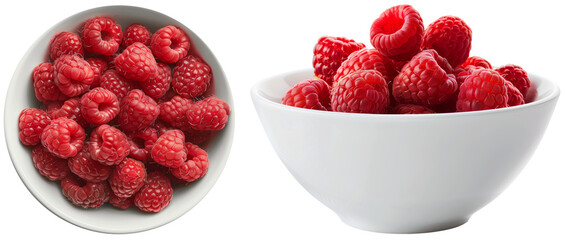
[4,5,234,233]
[251,69,559,233]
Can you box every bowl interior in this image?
[4,5,234,233]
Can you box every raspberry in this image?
[99,69,137,100]
[81,16,122,56]
[32,145,70,181]
[61,174,110,208]
[114,42,157,82]
[54,54,94,97]
[172,55,212,98]
[505,80,525,107]
[333,48,396,84]
[49,32,84,60]
[80,87,120,125]
[456,68,508,112]
[370,5,424,61]
[495,64,530,97]
[89,124,131,166]
[392,50,458,106]
[281,79,331,111]
[109,193,134,210]
[187,96,231,131]
[122,24,152,48]
[312,36,365,85]
[330,70,389,113]
[41,117,85,158]
[85,57,108,88]
[127,127,159,162]
[391,104,435,114]
[32,62,69,103]
[49,98,89,128]
[171,142,209,182]
[134,171,173,213]
[460,56,492,69]
[19,108,51,146]
[109,158,147,198]
[150,25,190,63]
[68,146,112,182]
[140,62,172,100]
[422,15,472,68]
[158,95,193,131]
[151,129,187,168]
[118,89,160,132]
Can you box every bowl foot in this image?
[339,215,469,234]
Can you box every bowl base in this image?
[339,215,469,234]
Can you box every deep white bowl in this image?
[4,5,234,233]
[251,69,559,233]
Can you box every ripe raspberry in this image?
[85,57,108,88]
[122,24,152,48]
[118,89,160,132]
[312,36,365,85]
[61,174,110,208]
[172,55,212,98]
[89,124,131,166]
[391,104,435,114]
[19,108,52,146]
[460,56,492,69]
[109,158,147,198]
[109,193,134,209]
[32,62,69,103]
[331,70,389,113]
[99,69,137,100]
[171,142,208,182]
[54,54,94,97]
[333,48,396,84]
[281,79,331,111]
[370,5,424,61]
[41,117,85,158]
[81,16,123,55]
[134,171,173,213]
[456,68,508,112]
[49,98,89,128]
[505,80,525,107]
[68,146,112,182]
[32,145,70,181]
[187,96,231,131]
[392,50,458,106]
[80,87,120,125]
[495,64,530,97]
[115,42,158,82]
[422,15,472,68]
[150,25,191,63]
[50,32,84,60]
[140,63,172,100]
[127,127,159,162]
[158,95,193,131]
[151,129,187,168]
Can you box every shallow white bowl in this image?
[4,5,234,233]
[251,69,559,233]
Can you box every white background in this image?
[1,0,564,239]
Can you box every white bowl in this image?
[251,69,559,233]
[4,5,234,233]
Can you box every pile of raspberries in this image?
[283,4,532,114]
[18,16,230,212]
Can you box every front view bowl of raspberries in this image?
[251,4,560,234]
[5,5,234,233]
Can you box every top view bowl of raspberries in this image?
[251,4,559,234]
[4,5,234,233]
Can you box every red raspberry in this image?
[32,62,69,103]
[370,5,424,61]
[19,108,52,146]
[118,89,160,132]
[140,62,172,100]
[150,25,190,63]
[495,64,530,97]
[81,16,123,56]
[392,50,458,106]
[312,36,365,85]
[391,104,435,114]
[422,16,472,68]
[80,87,120,125]
[134,171,173,213]
[505,80,525,107]
[171,142,208,182]
[172,55,212,98]
[99,69,137,101]
[330,70,390,113]
[54,54,94,97]
[85,57,108,88]
[333,48,396,84]
[109,158,147,198]
[122,24,152,48]
[41,117,85,158]
[456,68,508,112]
[115,42,158,82]
[158,95,193,131]
[89,124,130,166]
[32,145,70,181]
[127,127,159,162]
[281,79,331,111]
[50,32,84,60]
[68,146,112,182]
[460,56,492,69]
[49,98,89,128]
[61,174,110,208]
[187,96,231,131]
[109,193,134,210]
[151,129,187,168]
